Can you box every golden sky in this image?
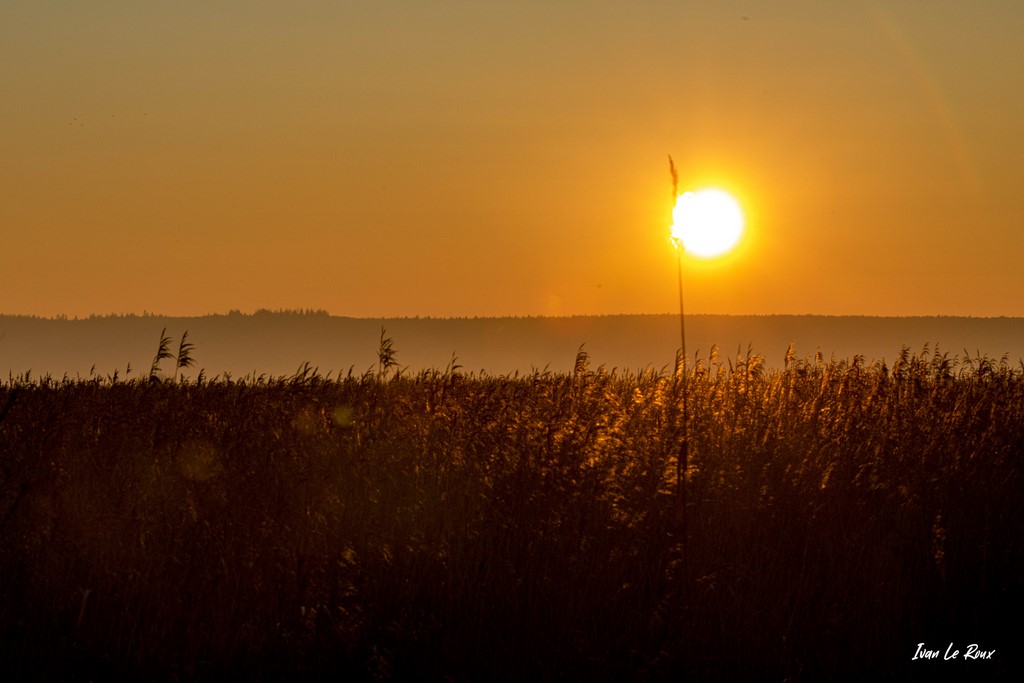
[3,1,1023,318]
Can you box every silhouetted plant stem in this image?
[677,248,689,551]
[149,328,173,381]
[670,154,688,547]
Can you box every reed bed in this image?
[0,345,1021,681]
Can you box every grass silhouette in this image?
[0,343,1020,681]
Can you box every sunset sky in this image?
[3,1,1023,318]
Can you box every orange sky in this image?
[3,1,1023,318]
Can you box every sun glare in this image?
[670,188,744,258]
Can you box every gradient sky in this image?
[3,1,1023,318]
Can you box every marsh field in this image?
[1,341,1022,681]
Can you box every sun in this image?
[670,188,744,258]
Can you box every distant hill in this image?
[2,312,1023,379]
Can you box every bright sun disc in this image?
[670,189,744,258]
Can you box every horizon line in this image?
[3,310,1024,322]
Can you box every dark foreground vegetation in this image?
[1,344,1022,681]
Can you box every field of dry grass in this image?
[1,343,1021,681]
